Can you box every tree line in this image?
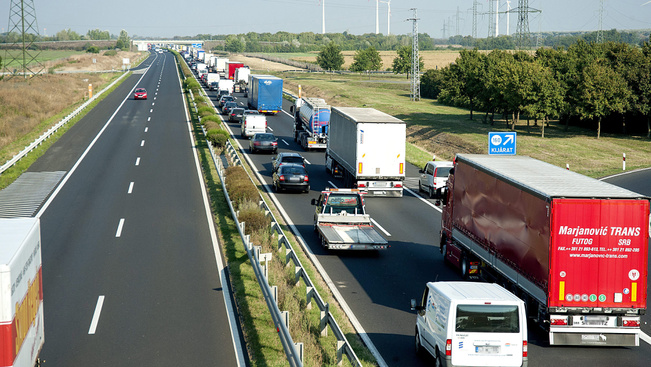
[421,39,651,139]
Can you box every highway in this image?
[33,52,243,366]
[204,70,651,366]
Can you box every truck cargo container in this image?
[247,75,283,115]
[225,62,244,80]
[234,67,250,85]
[325,107,405,197]
[290,98,330,150]
[197,50,205,62]
[0,218,44,367]
[215,58,229,77]
[440,154,649,346]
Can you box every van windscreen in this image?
[455,305,519,333]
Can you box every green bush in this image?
[201,115,221,124]
[194,96,206,104]
[104,50,117,56]
[197,105,214,116]
[86,46,100,54]
[206,129,229,148]
[225,167,259,209]
[237,200,271,235]
[183,78,201,92]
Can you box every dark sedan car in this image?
[229,107,245,123]
[272,164,310,193]
[218,95,235,108]
[249,133,278,154]
[134,88,147,100]
[222,101,238,115]
[271,152,305,173]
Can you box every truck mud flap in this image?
[550,330,639,346]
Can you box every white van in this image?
[241,113,267,138]
[411,282,528,367]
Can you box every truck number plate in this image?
[584,316,608,326]
[475,346,500,354]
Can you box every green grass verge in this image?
[2,50,87,69]
[0,72,130,190]
[275,72,651,178]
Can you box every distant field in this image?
[262,50,461,70]
[2,50,85,68]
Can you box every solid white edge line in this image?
[36,59,154,218]
[128,182,134,194]
[88,295,105,334]
[370,218,391,237]
[176,58,246,366]
[404,186,442,213]
[115,218,125,237]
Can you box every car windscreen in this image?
[324,195,362,214]
[434,166,452,177]
[455,304,520,333]
[232,108,244,114]
[256,134,275,141]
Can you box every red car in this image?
[134,88,148,100]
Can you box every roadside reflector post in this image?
[566,164,569,170]
[88,84,93,99]
[623,153,626,171]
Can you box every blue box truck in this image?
[247,75,283,115]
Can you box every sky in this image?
[1,1,650,39]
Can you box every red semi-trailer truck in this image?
[440,154,649,346]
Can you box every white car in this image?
[418,161,453,199]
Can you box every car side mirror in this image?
[410,299,420,311]
[418,169,423,174]
[311,199,318,206]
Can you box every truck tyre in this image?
[460,256,469,280]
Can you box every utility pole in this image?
[3,0,44,78]
[408,8,420,102]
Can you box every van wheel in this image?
[415,329,423,356]
[434,348,444,367]
[429,186,435,199]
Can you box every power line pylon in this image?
[597,0,605,43]
[488,0,495,37]
[3,0,44,79]
[513,0,540,50]
[408,8,420,102]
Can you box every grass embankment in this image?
[175,51,375,366]
[274,71,651,178]
[1,49,86,69]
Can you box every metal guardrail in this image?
[0,70,130,175]
[183,61,363,366]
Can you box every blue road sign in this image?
[192,43,201,48]
[488,132,517,155]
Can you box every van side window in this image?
[455,305,520,333]
[426,164,434,175]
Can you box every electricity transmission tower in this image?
[3,0,44,78]
[512,0,541,50]
[597,0,605,43]
[472,0,479,39]
[488,0,495,37]
[408,8,420,101]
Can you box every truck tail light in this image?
[394,182,402,188]
[550,316,568,325]
[623,318,640,327]
[445,339,452,356]
[522,340,528,357]
[357,182,366,188]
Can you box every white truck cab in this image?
[411,282,528,367]
[418,160,453,199]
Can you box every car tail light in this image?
[279,175,285,181]
[254,141,261,146]
[304,175,309,182]
[445,339,452,356]
[623,318,640,327]
[272,142,278,146]
[550,316,568,326]
[522,340,528,357]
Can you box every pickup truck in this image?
[311,189,388,250]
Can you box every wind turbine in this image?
[643,1,651,5]
[320,0,325,34]
[375,0,379,34]
[506,0,511,35]
[381,0,391,35]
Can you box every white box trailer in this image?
[0,218,44,367]
[325,107,406,197]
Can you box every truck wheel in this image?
[460,256,469,280]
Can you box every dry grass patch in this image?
[287,50,461,70]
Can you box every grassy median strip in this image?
[175,51,376,366]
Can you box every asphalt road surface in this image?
[34,52,243,366]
